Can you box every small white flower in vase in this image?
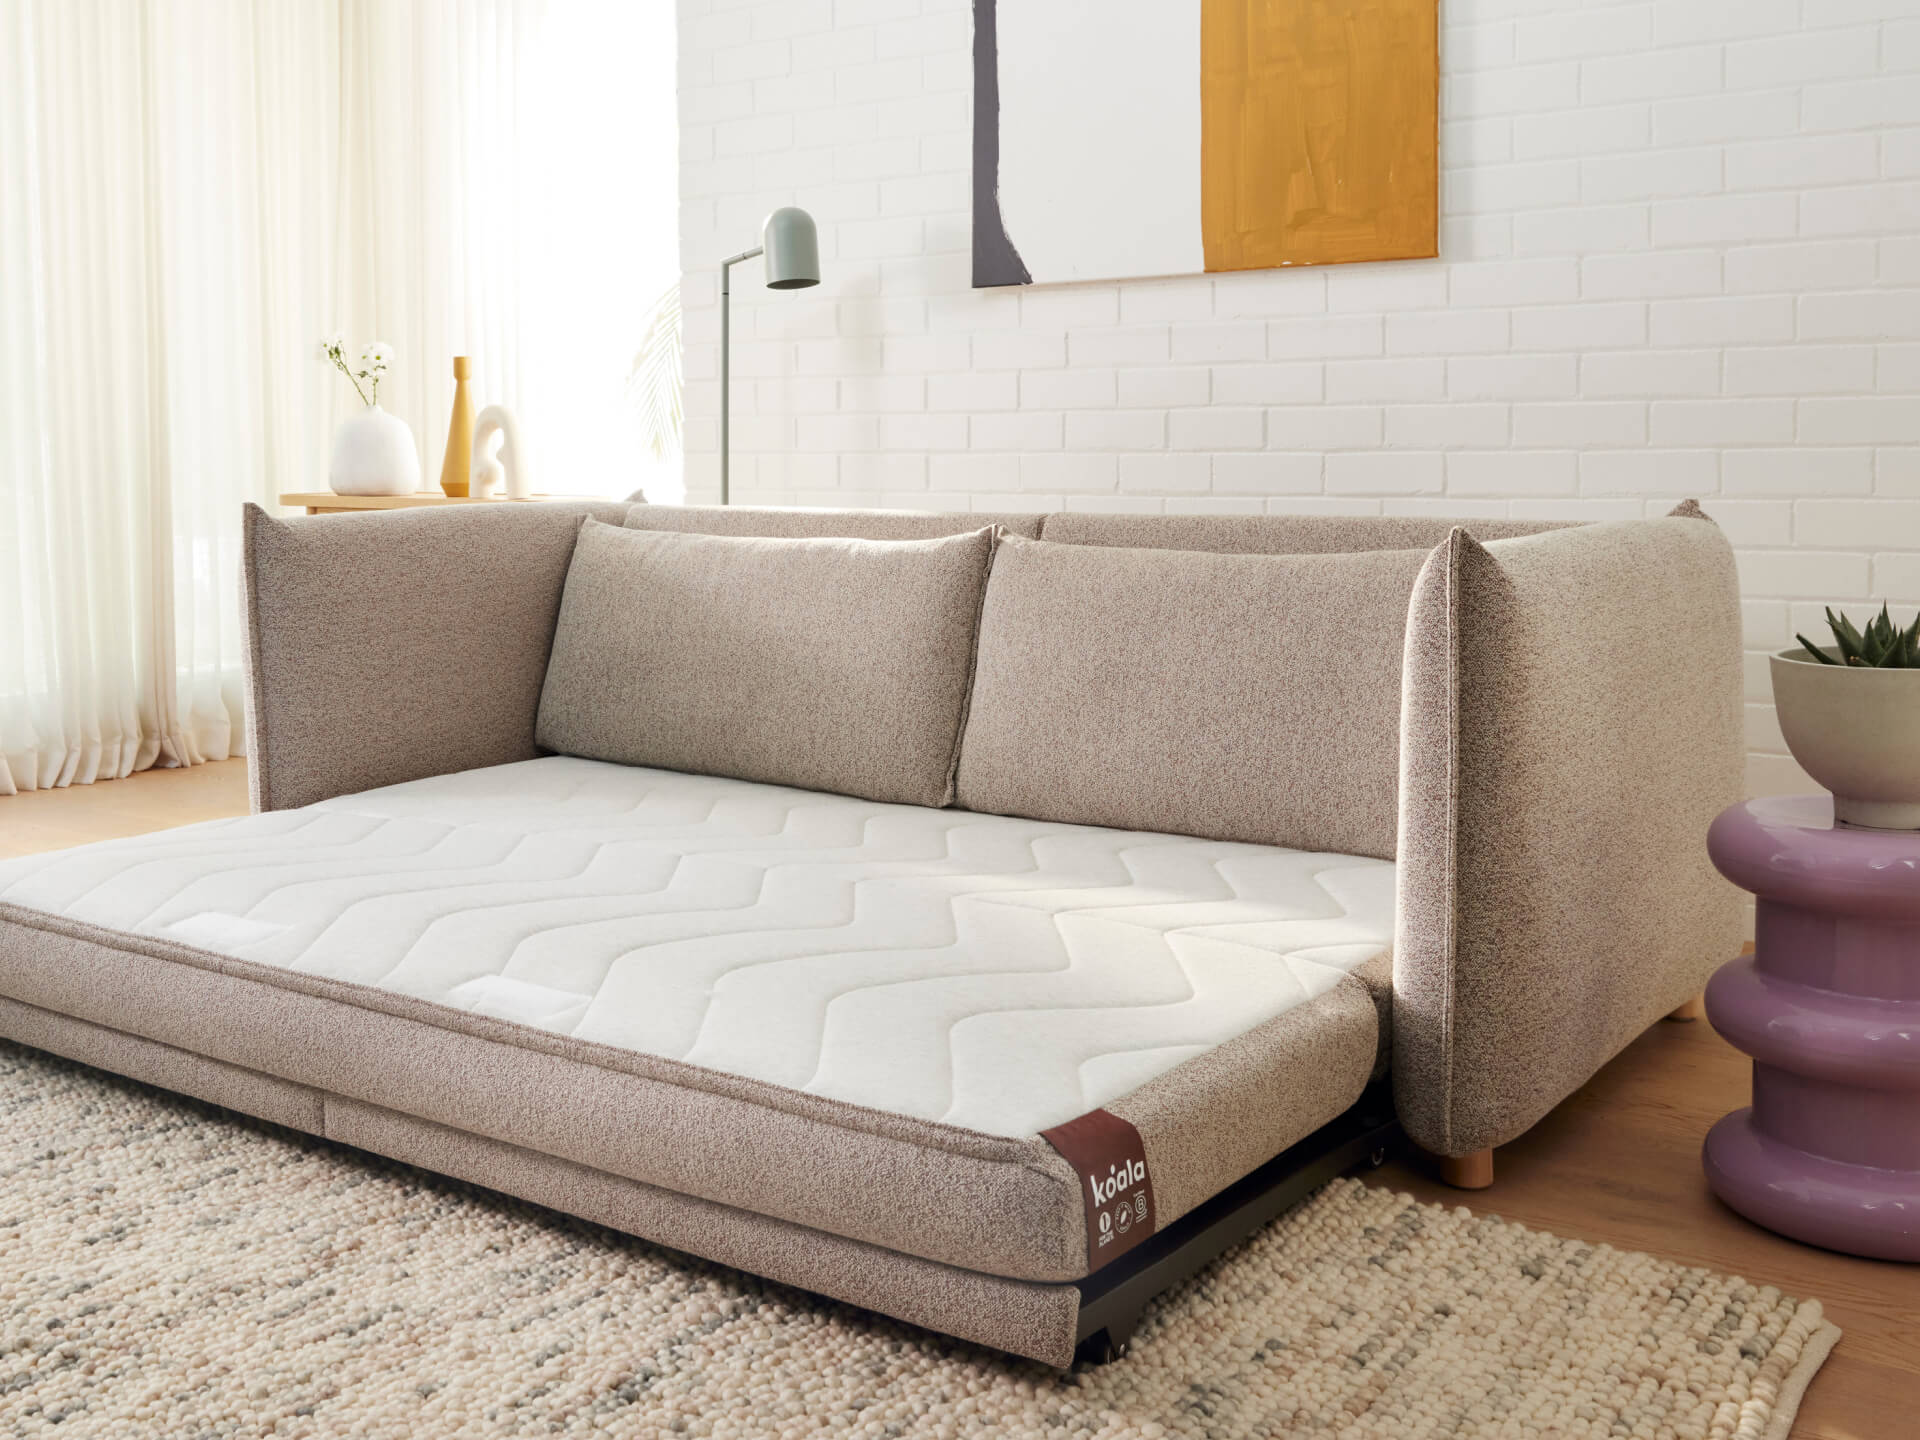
[323,335,420,497]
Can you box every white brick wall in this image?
[678,0,1920,799]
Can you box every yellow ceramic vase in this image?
[440,356,473,497]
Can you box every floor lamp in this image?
[720,206,820,505]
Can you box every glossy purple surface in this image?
[1703,1111,1920,1262]
[1750,1066,1920,1170]
[1752,899,1920,999]
[1706,958,1920,1091]
[1709,794,1920,925]
[1703,798,1920,1262]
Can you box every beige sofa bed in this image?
[0,499,1743,1367]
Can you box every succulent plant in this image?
[1796,604,1920,668]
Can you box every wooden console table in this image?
[279,492,587,516]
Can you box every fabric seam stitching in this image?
[240,508,274,813]
[1439,529,1462,1156]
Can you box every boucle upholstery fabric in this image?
[626,501,1044,540]
[1351,948,1395,1077]
[0,1021,1084,1366]
[0,993,329,1134]
[957,534,1427,859]
[1102,978,1375,1225]
[1038,511,1568,555]
[241,500,626,813]
[537,521,995,807]
[1393,506,1745,1157]
[0,901,1378,1283]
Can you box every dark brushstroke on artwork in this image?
[971,0,1031,288]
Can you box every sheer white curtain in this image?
[0,0,676,797]
[0,0,332,793]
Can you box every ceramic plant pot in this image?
[1771,648,1920,829]
[329,405,421,496]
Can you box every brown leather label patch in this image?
[1041,1108,1155,1268]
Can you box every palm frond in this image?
[626,282,683,462]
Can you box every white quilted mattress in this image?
[0,757,1396,1139]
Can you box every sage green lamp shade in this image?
[761,207,820,290]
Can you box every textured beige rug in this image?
[0,1042,1837,1439]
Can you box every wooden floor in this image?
[2,761,1914,1434]
[0,758,251,859]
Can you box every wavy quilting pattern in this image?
[0,757,1395,1138]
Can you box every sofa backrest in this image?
[239,499,1574,858]
[617,505,1571,860]
[626,503,1043,541]
[1037,512,1569,554]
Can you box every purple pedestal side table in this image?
[1704,795,1920,1261]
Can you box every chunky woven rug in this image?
[0,1042,1837,1440]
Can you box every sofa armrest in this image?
[1392,505,1745,1157]
[241,501,626,812]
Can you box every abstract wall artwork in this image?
[972,0,1438,288]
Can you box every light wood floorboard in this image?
[1,759,250,859]
[3,760,1913,1433]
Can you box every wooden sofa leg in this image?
[1438,1148,1494,1190]
[1666,991,1706,1022]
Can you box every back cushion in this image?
[537,520,996,807]
[955,535,1428,859]
[625,503,1043,541]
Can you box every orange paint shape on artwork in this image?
[1201,0,1438,271]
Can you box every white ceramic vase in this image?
[329,405,421,496]
[1771,649,1920,829]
